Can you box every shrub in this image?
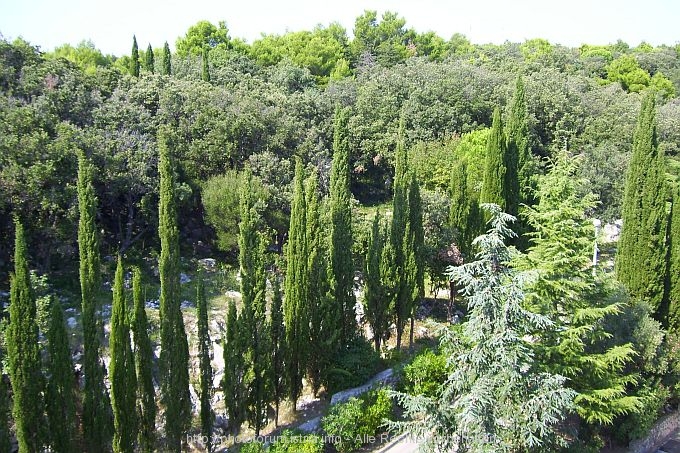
[401,349,447,397]
[268,429,324,453]
[240,440,266,453]
[612,384,669,443]
[324,336,382,393]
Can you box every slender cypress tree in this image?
[7,220,44,452]
[145,44,155,73]
[132,267,156,453]
[130,35,140,77]
[201,47,210,82]
[330,106,356,345]
[222,299,246,434]
[391,120,411,350]
[285,159,309,408]
[158,127,191,451]
[365,211,390,352]
[161,41,171,76]
[269,268,285,426]
[407,172,425,349]
[0,348,10,453]
[77,151,112,451]
[480,107,507,210]
[449,161,473,255]
[507,75,532,207]
[110,257,137,453]
[196,272,213,451]
[46,297,76,453]
[667,185,680,332]
[305,170,331,395]
[616,92,667,316]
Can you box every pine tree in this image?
[7,220,44,452]
[131,267,156,453]
[305,169,330,395]
[616,92,667,316]
[390,205,575,452]
[330,106,356,345]
[238,170,270,434]
[391,119,412,350]
[157,127,191,451]
[201,47,210,82]
[46,297,76,453]
[0,348,11,453]
[517,151,641,427]
[285,159,309,407]
[77,151,112,451]
[407,172,425,349]
[667,185,680,332]
[480,107,507,210]
[110,257,137,453]
[269,268,286,426]
[222,299,246,435]
[145,44,154,73]
[161,41,171,76]
[196,272,213,451]
[130,35,140,77]
[365,211,391,352]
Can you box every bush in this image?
[240,441,266,453]
[401,349,447,397]
[322,388,393,453]
[268,429,324,453]
[612,384,669,443]
[324,336,382,393]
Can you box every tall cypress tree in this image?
[0,347,10,453]
[507,75,532,207]
[222,299,246,435]
[285,159,309,408]
[7,220,44,452]
[305,169,331,395]
[616,92,667,316]
[196,272,213,451]
[77,151,112,451]
[269,268,285,426]
[201,47,210,82]
[365,211,390,352]
[407,172,425,349]
[480,107,508,210]
[145,44,155,73]
[130,35,140,77]
[132,267,156,453]
[449,160,474,256]
[110,257,137,453]
[161,41,171,76]
[330,106,356,345]
[667,185,680,332]
[157,127,191,450]
[391,120,411,350]
[46,297,76,453]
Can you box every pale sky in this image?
[1,0,678,56]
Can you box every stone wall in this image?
[628,411,680,453]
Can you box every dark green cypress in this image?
[391,120,411,350]
[305,170,330,395]
[222,299,246,434]
[157,127,191,451]
[269,268,285,426]
[145,44,154,73]
[667,185,680,332]
[78,151,112,451]
[196,272,213,451]
[132,268,155,453]
[0,347,10,453]
[365,211,390,352]
[480,107,507,210]
[330,106,356,345]
[616,92,667,316]
[201,47,210,83]
[46,297,76,453]
[161,41,171,76]
[407,172,425,350]
[506,75,532,208]
[130,35,140,77]
[284,159,308,408]
[110,257,137,453]
[449,161,473,255]
[7,220,44,453]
